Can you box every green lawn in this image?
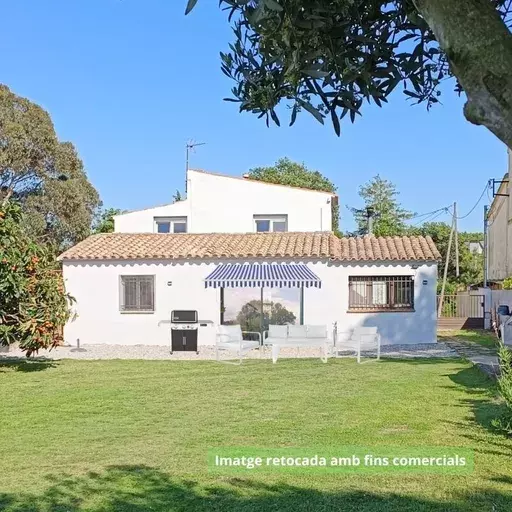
[1,357,511,511]
[438,330,499,349]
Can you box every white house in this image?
[113,169,336,234]
[59,170,440,349]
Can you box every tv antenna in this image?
[185,140,206,195]
[186,140,206,172]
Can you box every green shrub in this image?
[492,341,512,435]
[503,277,512,290]
[0,200,73,356]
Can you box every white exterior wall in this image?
[63,259,437,347]
[488,186,509,282]
[114,201,191,233]
[187,170,333,233]
[113,170,333,234]
[488,150,512,282]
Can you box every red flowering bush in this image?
[0,201,73,356]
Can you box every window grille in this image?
[120,276,155,312]
[348,276,414,311]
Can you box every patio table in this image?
[263,339,331,364]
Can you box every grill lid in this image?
[171,310,198,323]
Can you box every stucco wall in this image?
[62,259,437,347]
[114,201,191,233]
[187,170,333,233]
[488,190,509,281]
[113,170,334,234]
[488,150,512,282]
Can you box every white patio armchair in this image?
[215,325,261,365]
[335,326,381,363]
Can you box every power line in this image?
[411,208,449,227]
[455,181,491,220]
[408,205,451,221]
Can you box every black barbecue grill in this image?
[170,310,198,353]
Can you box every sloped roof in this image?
[58,232,440,262]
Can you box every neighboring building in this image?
[114,169,336,234]
[59,168,440,349]
[488,150,511,283]
[59,232,440,347]
[467,241,484,255]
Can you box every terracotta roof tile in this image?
[58,232,441,262]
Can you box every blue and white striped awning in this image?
[204,263,321,289]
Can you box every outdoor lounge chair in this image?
[215,325,261,365]
[335,326,381,363]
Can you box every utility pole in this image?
[454,202,459,278]
[438,207,456,318]
[185,140,206,195]
[484,204,489,287]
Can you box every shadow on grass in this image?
[0,465,511,512]
[444,366,511,441]
[0,357,57,373]
[377,357,461,365]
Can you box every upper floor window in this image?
[154,217,187,234]
[254,214,288,233]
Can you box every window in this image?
[154,217,187,233]
[254,215,288,233]
[120,276,155,312]
[348,276,414,311]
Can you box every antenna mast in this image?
[185,140,206,195]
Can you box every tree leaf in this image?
[302,68,329,79]
[289,103,298,126]
[185,0,199,15]
[298,99,324,124]
[330,109,341,136]
[263,0,283,12]
[270,109,281,126]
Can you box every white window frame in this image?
[253,214,288,233]
[154,216,187,234]
[119,275,155,313]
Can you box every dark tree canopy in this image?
[187,1,512,148]
[0,84,100,250]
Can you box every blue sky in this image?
[1,0,506,233]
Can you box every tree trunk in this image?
[413,0,512,149]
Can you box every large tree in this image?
[187,1,512,148]
[351,175,414,236]
[92,208,124,234]
[247,157,339,231]
[236,299,296,332]
[0,84,100,250]
[410,222,484,290]
[0,200,73,356]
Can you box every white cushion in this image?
[217,325,243,342]
[288,325,308,339]
[307,325,328,339]
[268,325,288,338]
[353,327,378,336]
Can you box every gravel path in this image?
[0,342,457,361]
